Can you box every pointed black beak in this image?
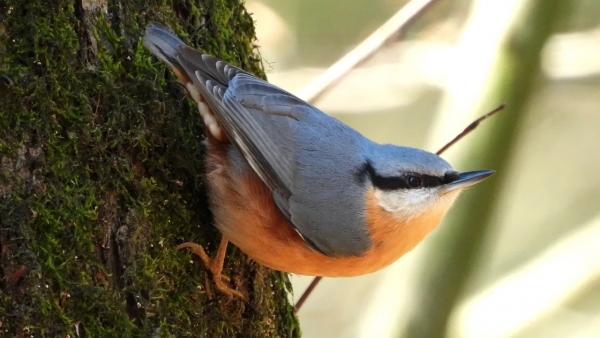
[442,169,495,193]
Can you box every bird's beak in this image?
[442,170,495,193]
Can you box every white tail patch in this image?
[185,82,226,141]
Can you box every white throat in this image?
[373,187,460,221]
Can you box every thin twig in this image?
[293,276,322,313]
[294,105,506,312]
[292,0,443,314]
[435,104,506,155]
[297,0,439,104]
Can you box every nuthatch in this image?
[143,22,494,299]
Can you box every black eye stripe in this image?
[443,171,460,184]
[355,161,447,190]
[420,175,444,188]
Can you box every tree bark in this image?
[0,0,300,336]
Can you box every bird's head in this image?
[360,144,494,221]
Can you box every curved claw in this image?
[177,239,246,300]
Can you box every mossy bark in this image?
[0,0,300,336]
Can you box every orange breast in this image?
[205,143,453,277]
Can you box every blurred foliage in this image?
[563,0,600,31]
[399,1,574,337]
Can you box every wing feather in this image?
[143,22,371,256]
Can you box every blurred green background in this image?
[246,0,600,337]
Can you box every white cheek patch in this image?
[374,188,431,220]
[186,82,225,140]
[374,188,459,221]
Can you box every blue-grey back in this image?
[232,86,375,256]
[144,22,374,257]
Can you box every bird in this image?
[143,22,495,300]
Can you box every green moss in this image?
[0,0,299,336]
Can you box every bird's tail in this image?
[143,22,191,84]
[143,22,231,141]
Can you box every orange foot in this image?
[177,237,246,300]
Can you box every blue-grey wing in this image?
[144,22,371,256]
[219,76,373,257]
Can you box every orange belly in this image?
[206,143,452,277]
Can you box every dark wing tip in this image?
[146,21,168,31]
[143,22,186,67]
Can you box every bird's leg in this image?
[176,237,246,300]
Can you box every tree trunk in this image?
[0,0,300,336]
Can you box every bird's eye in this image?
[407,175,422,188]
